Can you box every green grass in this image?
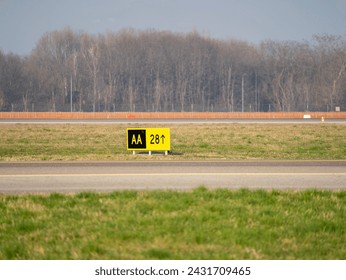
[0,189,345,260]
[0,124,345,161]
[1,124,345,260]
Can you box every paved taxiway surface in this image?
[0,161,345,193]
[1,118,346,124]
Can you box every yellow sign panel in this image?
[127,128,170,151]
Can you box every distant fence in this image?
[1,112,346,119]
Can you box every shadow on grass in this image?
[135,150,184,156]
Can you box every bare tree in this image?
[2,27,346,113]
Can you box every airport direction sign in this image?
[127,128,170,151]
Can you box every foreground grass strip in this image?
[1,189,345,259]
[0,124,345,160]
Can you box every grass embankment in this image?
[0,123,345,160]
[1,188,345,260]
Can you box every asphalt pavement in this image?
[1,161,345,193]
[1,118,346,124]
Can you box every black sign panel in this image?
[127,129,147,149]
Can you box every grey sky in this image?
[1,0,346,55]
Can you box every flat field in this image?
[1,188,345,259]
[0,123,345,160]
[1,123,345,260]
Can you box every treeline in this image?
[1,27,346,112]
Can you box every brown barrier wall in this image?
[0,112,346,119]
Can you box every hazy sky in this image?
[1,0,346,55]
